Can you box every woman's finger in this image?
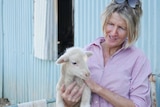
[72,83,85,102]
[60,84,65,93]
[68,85,79,101]
[65,82,77,95]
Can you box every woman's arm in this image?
[85,78,135,107]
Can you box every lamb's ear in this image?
[85,51,93,57]
[56,55,69,64]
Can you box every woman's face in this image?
[104,12,128,49]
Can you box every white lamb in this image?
[56,47,92,107]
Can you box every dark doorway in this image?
[58,0,74,56]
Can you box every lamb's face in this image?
[66,53,90,79]
[56,47,92,80]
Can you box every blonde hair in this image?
[101,2,142,48]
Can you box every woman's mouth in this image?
[109,35,118,41]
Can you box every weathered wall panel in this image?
[0,0,3,98]
[2,0,60,106]
[137,0,160,74]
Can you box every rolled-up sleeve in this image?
[130,55,151,107]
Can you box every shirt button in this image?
[95,101,98,104]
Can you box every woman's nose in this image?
[111,27,118,35]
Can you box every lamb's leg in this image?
[56,90,65,107]
[80,86,91,107]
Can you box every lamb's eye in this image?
[72,62,77,65]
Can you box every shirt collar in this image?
[89,37,129,57]
[90,37,105,48]
[91,37,127,49]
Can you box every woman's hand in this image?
[84,77,102,93]
[60,82,85,107]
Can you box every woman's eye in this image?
[119,26,126,31]
[107,23,114,26]
[120,27,124,30]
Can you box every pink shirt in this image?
[85,37,151,107]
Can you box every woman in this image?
[60,0,151,107]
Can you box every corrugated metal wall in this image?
[74,0,110,47]
[0,0,160,106]
[139,0,160,74]
[0,0,3,98]
[0,0,60,106]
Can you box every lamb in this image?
[56,47,92,107]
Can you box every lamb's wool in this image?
[56,47,92,107]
